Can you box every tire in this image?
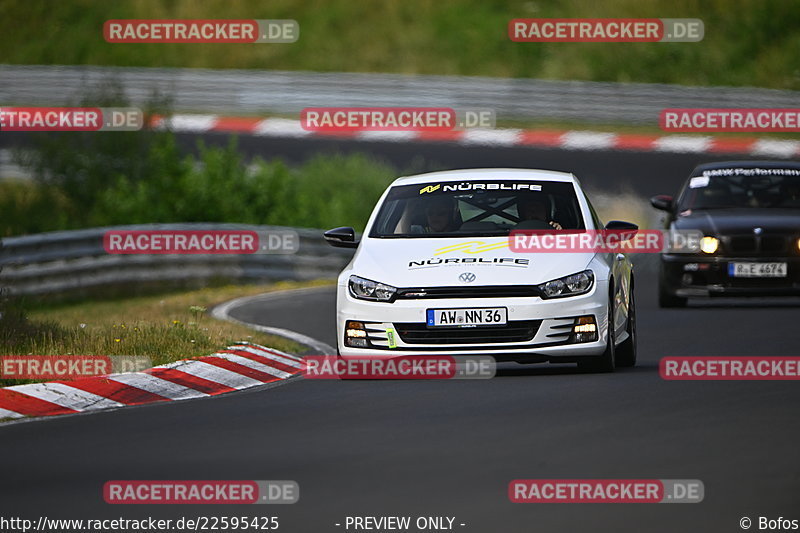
[616,282,637,368]
[335,348,349,374]
[658,266,687,308]
[335,349,358,380]
[658,282,687,308]
[578,297,616,373]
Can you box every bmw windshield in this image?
[678,167,800,211]
[369,180,586,238]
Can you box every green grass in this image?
[0,281,331,387]
[0,179,74,237]
[0,0,798,89]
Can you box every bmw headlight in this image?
[538,270,594,299]
[348,276,397,302]
[700,236,719,254]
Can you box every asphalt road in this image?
[1,137,799,532]
[2,265,800,532]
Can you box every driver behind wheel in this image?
[516,194,563,230]
[422,196,462,233]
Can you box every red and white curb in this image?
[0,342,303,421]
[153,114,800,158]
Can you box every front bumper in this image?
[336,281,610,360]
[660,254,800,297]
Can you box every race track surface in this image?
[1,138,799,533]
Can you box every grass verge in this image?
[0,280,332,387]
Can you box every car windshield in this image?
[368,180,585,238]
[678,167,800,211]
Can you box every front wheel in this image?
[616,284,637,368]
[658,268,687,308]
[578,299,615,373]
[659,284,687,308]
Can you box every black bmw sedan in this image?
[651,161,800,307]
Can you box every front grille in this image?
[395,285,540,300]
[762,236,788,253]
[728,236,756,254]
[723,234,792,256]
[394,320,541,344]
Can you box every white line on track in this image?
[211,287,337,355]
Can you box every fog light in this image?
[347,338,369,348]
[573,316,597,343]
[345,321,369,348]
[797,238,800,252]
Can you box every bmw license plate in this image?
[427,308,507,327]
[728,262,787,277]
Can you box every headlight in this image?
[348,276,397,302]
[700,236,719,254]
[538,270,594,299]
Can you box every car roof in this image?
[691,160,800,175]
[390,168,577,186]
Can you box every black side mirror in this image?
[650,195,674,211]
[324,227,359,248]
[604,220,639,241]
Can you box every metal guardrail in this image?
[0,223,665,299]
[0,224,354,296]
[2,64,799,125]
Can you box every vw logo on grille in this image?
[458,272,476,283]
[753,227,763,235]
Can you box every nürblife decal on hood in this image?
[434,241,510,255]
[408,256,529,269]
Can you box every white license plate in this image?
[728,262,787,278]
[426,307,507,327]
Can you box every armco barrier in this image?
[2,64,799,125]
[0,224,354,296]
